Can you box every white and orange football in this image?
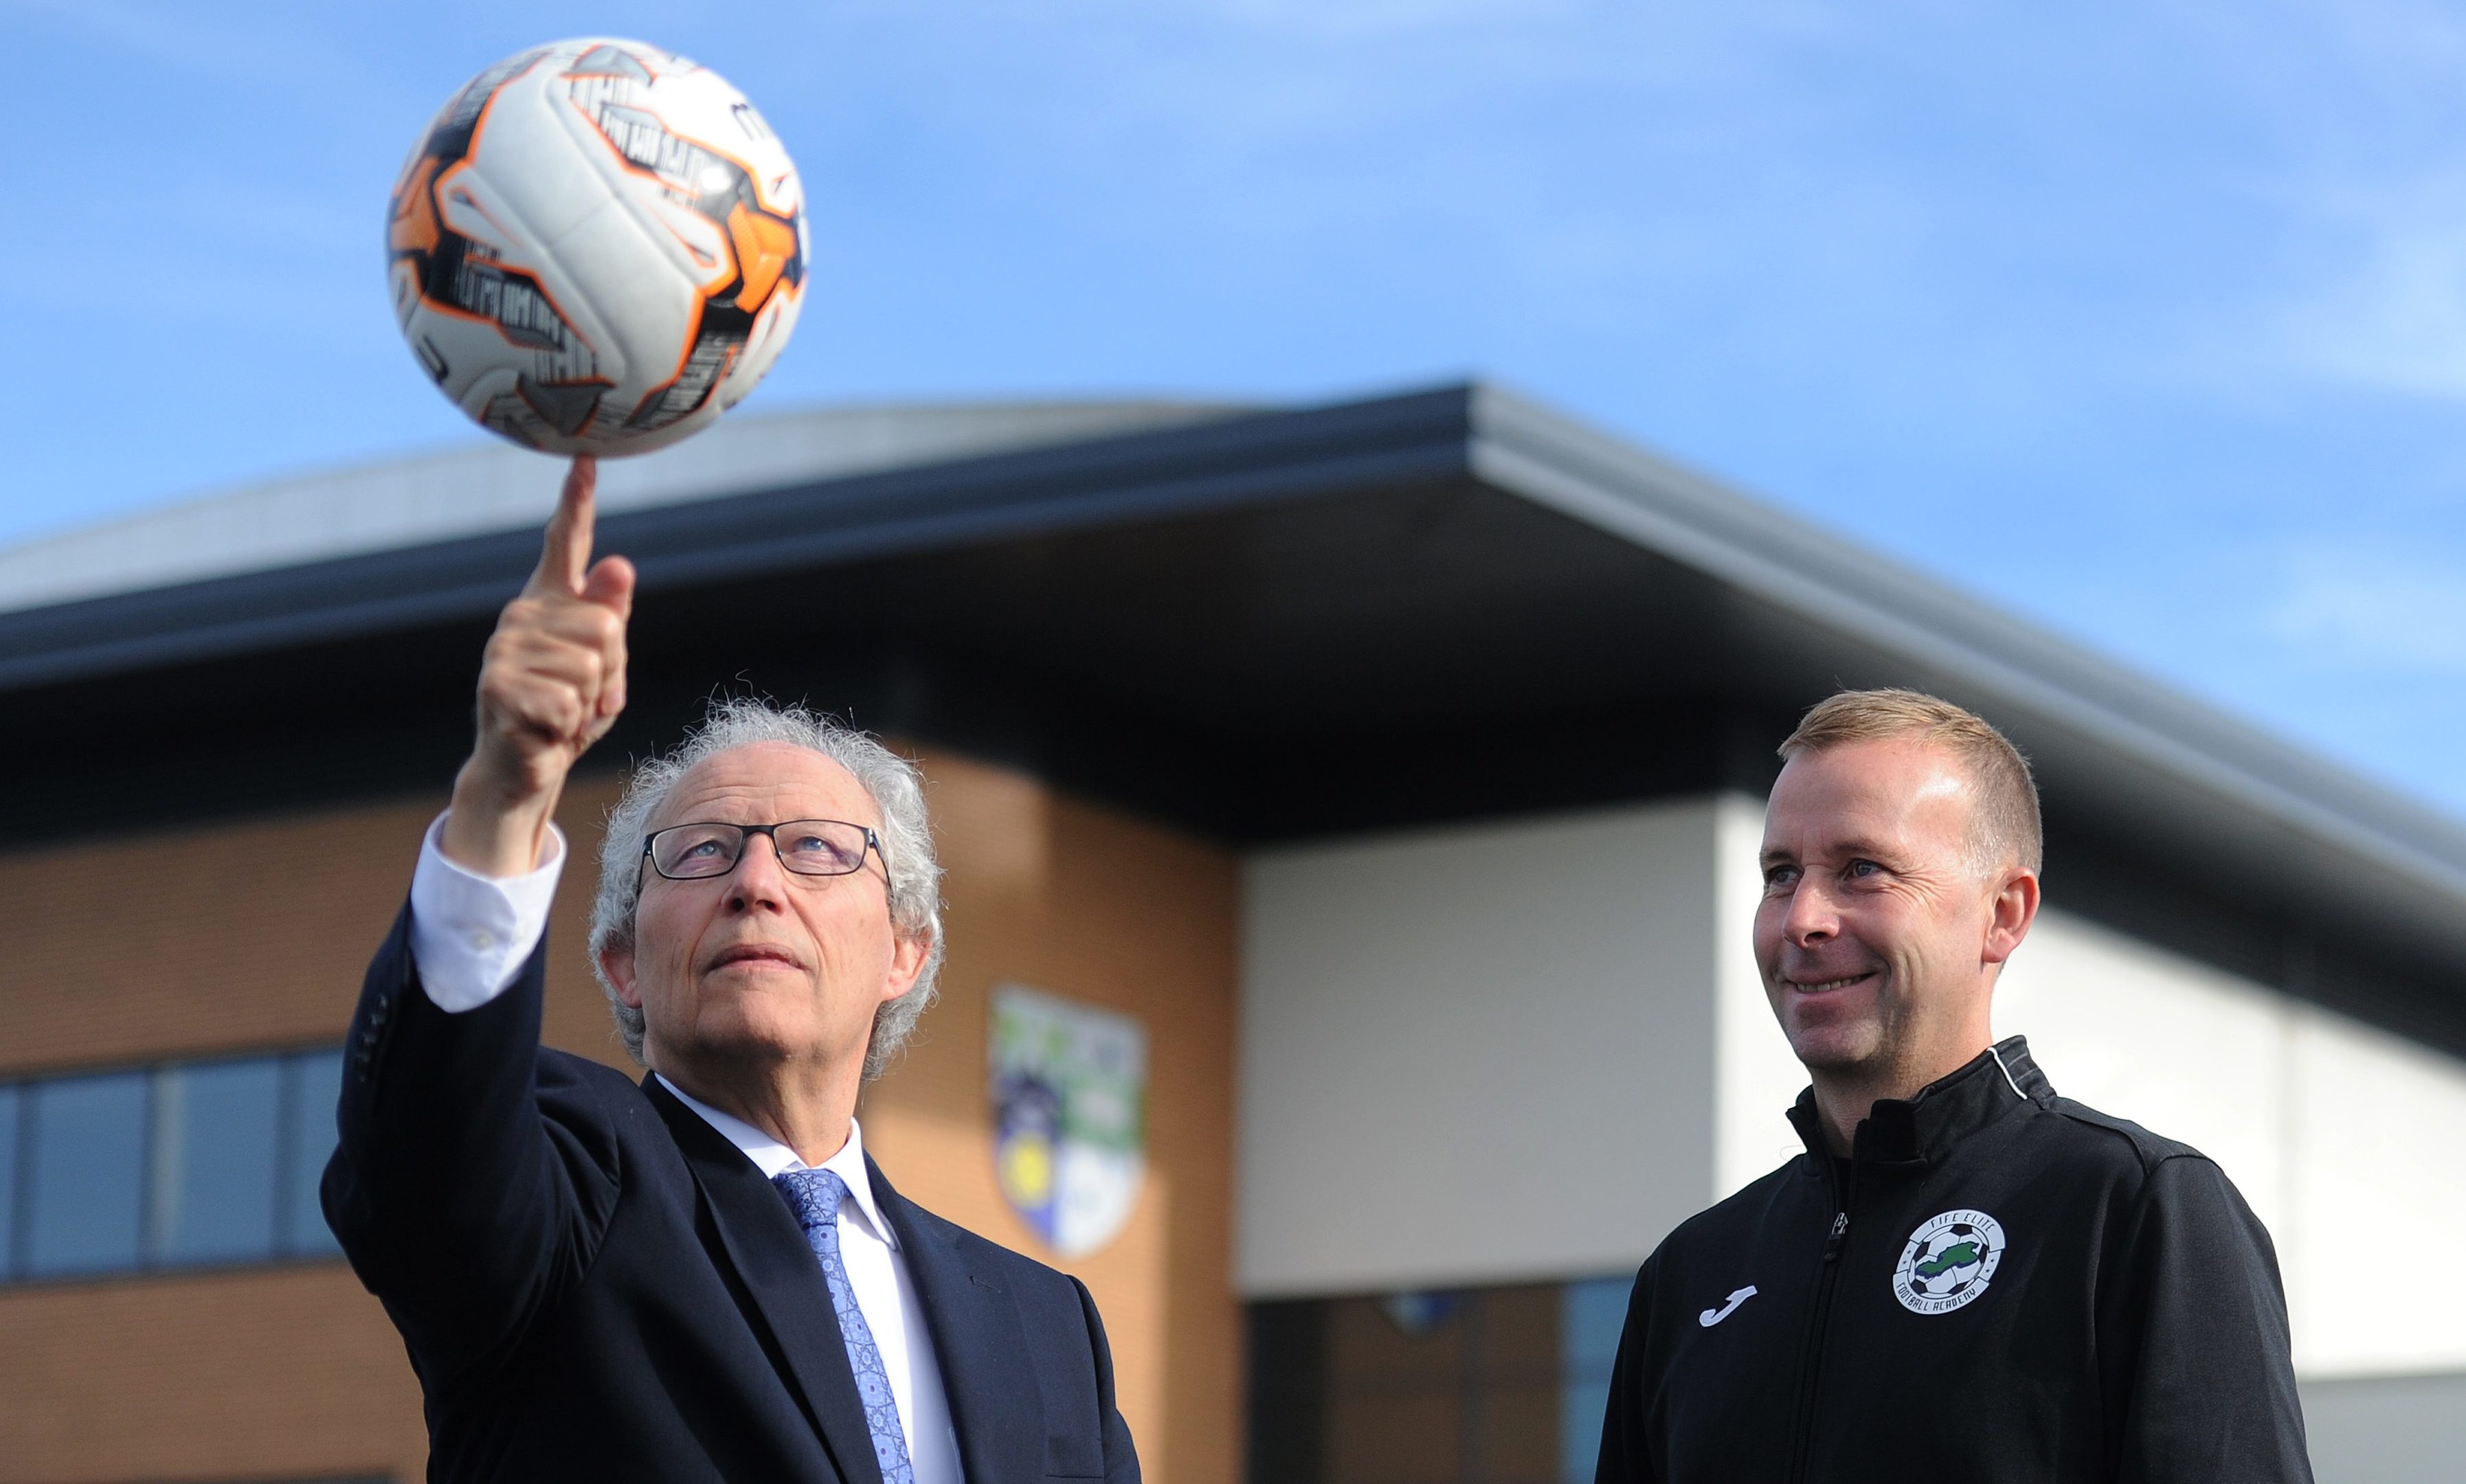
[387,39,806,457]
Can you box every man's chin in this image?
[1784,1023,1885,1074]
[658,1002,814,1067]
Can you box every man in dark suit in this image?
[323,458,1140,1484]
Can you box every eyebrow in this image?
[1762,836,1897,866]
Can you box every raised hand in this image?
[441,457,637,877]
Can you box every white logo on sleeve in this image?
[1892,1209,2006,1315]
[1696,1285,1758,1327]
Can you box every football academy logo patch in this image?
[1892,1209,2006,1315]
[989,985,1147,1259]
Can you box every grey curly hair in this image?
[586,698,945,1079]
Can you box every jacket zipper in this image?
[1786,1168,1855,1483]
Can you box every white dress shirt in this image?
[405,816,965,1484]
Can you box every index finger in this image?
[526,456,598,597]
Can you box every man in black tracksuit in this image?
[1597,690,2312,1483]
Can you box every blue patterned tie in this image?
[773,1169,918,1484]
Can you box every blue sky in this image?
[7,1,2466,816]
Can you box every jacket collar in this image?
[642,1073,1053,1484]
[1789,1035,2054,1171]
[642,1075,886,1484]
[866,1155,1046,1484]
[652,1074,899,1252]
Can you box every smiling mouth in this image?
[1788,971,1877,994]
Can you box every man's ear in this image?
[601,944,642,1009]
[1982,869,2041,968]
[878,930,932,1007]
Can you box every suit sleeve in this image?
[1594,1256,1661,1484]
[1073,1274,1143,1483]
[2106,1154,2313,1484]
[320,903,622,1386]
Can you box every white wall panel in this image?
[1237,800,1719,1297]
[1714,794,1817,1196]
[2287,1007,2466,1376]
[1995,910,2292,1237]
[1995,906,2466,1377]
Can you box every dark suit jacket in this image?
[323,906,1141,1484]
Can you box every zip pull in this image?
[1822,1211,1849,1263]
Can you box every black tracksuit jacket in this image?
[1595,1037,2312,1483]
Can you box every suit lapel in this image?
[868,1155,1045,1484]
[643,1078,886,1484]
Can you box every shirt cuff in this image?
[407,812,567,1013]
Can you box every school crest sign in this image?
[989,985,1147,1258]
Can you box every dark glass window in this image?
[25,1070,148,1277]
[0,1046,347,1286]
[1558,1277,1630,1483]
[1246,1276,1635,1484]
[153,1058,282,1266]
[0,1084,19,1279]
[280,1048,345,1257]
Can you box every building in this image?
[2,385,2461,1484]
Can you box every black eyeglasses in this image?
[640,819,883,882]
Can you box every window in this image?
[1558,1277,1630,1483]
[0,1046,346,1284]
[1246,1275,1639,1484]
[0,1085,18,1280]
[280,1050,346,1258]
[155,1057,283,1264]
[27,1070,149,1277]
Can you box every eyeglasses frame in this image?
[637,818,886,886]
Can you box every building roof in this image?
[5,383,2458,1048]
[0,401,1239,621]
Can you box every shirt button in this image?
[470,929,496,950]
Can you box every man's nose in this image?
[724,834,791,911]
[1782,881,1837,945]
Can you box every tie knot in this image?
[773,1167,851,1233]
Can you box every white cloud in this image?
[2264,164,2466,400]
[2177,0,2466,401]
[2268,546,2466,671]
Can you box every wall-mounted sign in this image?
[989,985,1147,1259]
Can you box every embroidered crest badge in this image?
[1892,1208,2006,1315]
[988,985,1147,1258]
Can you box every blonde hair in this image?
[1780,688,2043,875]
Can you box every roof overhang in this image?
[5,384,2458,1048]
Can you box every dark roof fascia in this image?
[0,387,1479,696]
[11,377,2465,934]
[1466,383,2466,908]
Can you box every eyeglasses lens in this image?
[649,821,871,879]
[773,822,869,876]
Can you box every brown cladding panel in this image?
[0,798,443,1077]
[0,1268,425,1484]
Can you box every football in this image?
[386,39,806,457]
